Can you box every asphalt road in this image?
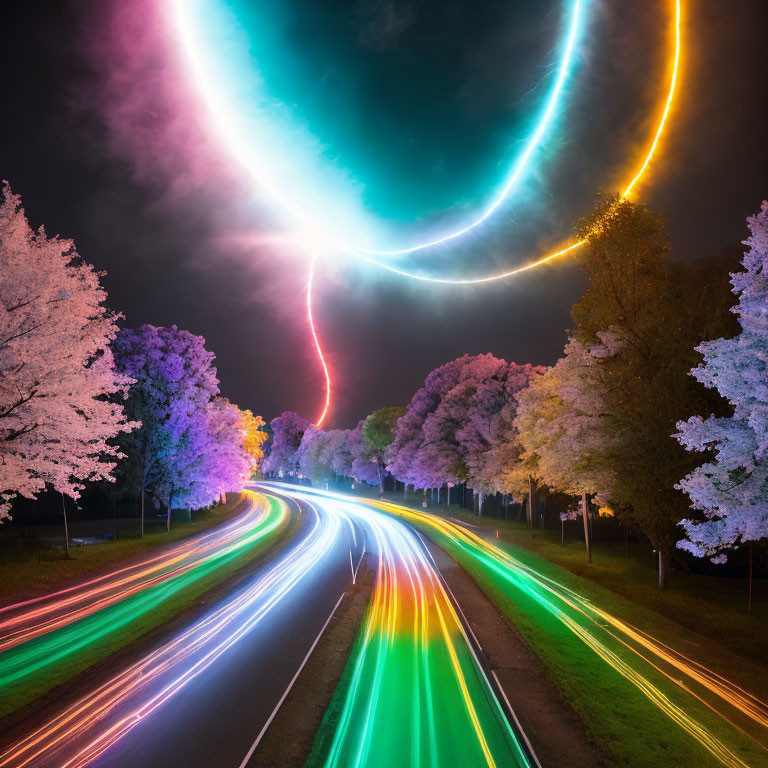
[92,493,357,768]
[1,488,363,768]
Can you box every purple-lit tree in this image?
[262,411,311,477]
[675,202,768,564]
[459,359,543,496]
[160,397,255,512]
[386,357,467,489]
[113,324,220,531]
[387,354,540,511]
[0,185,137,521]
[348,420,379,486]
[329,429,354,480]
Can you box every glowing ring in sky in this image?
[361,0,682,283]
[309,0,681,425]
[169,0,583,256]
[166,0,681,425]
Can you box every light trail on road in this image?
[0,492,287,703]
[1,485,534,768]
[267,485,533,768]
[0,493,278,653]
[0,492,338,768]
[370,497,768,768]
[261,485,766,768]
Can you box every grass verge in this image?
[0,493,251,603]
[409,513,768,768]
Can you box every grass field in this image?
[0,493,249,603]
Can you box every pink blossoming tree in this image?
[0,185,137,521]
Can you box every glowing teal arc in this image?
[364,0,583,257]
[167,0,584,257]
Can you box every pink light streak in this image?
[307,253,331,427]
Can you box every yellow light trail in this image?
[368,498,767,768]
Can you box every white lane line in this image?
[490,670,544,768]
[237,591,346,768]
[353,546,366,581]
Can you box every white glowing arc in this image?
[167,0,583,258]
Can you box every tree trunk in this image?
[748,541,753,615]
[436,486,440,505]
[478,491,485,516]
[140,487,145,538]
[658,548,667,590]
[422,489,427,509]
[625,525,629,559]
[527,476,535,529]
[61,492,70,559]
[377,460,384,498]
[581,492,591,563]
[561,518,564,546]
[166,494,173,533]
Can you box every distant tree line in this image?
[263,198,768,590]
[0,185,267,536]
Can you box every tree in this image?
[565,196,738,586]
[297,427,337,484]
[388,354,540,513]
[0,185,136,521]
[514,338,619,558]
[348,420,379,486]
[262,411,310,477]
[113,324,219,531]
[362,406,405,496]
[239,407,268,473]
[158,396,256,512]
[675,202,768,570]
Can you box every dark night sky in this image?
[2,0,767,428]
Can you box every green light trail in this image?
[0,495,286,709]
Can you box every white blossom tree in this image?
[675,201,768,563]
[0,184,137,520]
[514,335,622,560]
